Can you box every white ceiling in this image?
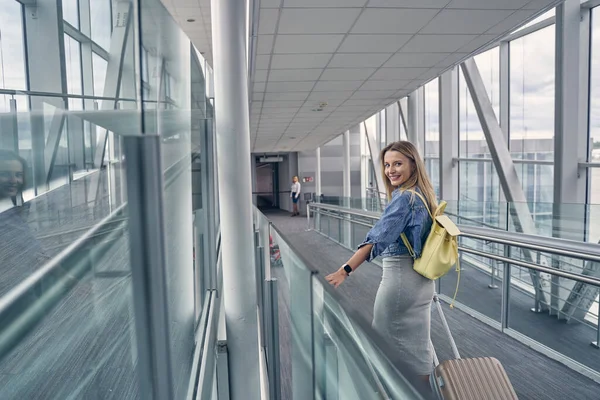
[161,0,213,65]
[162,0,561,153]
[250,0,563,153]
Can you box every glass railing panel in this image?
[312,277,427,400]
[507,267,600,374]
[139,0,198,395]
[270,227,314,400]
[0,190,137,399]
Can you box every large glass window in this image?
[92,52,108,98]
[589,8,600,206]
[62,0,79,28]
[64,34,83,109]
[90,0,112,49]
[0,1,27,96]
[510,26,555,159]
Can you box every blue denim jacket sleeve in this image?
[358,190,411,262]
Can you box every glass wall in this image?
[0,0,214,398]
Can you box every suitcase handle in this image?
[433,293,461,360]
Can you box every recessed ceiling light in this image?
[187,18,196,22]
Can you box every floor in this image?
[264,209,600,400]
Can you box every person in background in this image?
[325,141,437,382]
[290,176,301,217]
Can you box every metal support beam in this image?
[123,134,174,400]
[562,5,599,320]
[0,99,18,152]
[44,108,67,183]
[439,67,459,202]
[211,0,260,398]
[92,0,132,169]
[23,0,68,194]
[461,59,549,309]
[552,0,588,317]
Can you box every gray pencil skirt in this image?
[372,255,435,375]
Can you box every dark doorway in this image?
[255,161,279,209]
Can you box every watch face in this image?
[344,265,352,274]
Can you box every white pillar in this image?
[316,147,322,197]
[439,67,459,202]
[407,88,424,156]
[342,131,352,246]
[386,102,400,144]
[211,0,260,398]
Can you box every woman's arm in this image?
[325,244,373,288]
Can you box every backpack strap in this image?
[400,189,433,258]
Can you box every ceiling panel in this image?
[312,80,364,92]
[384,53,450,68]
[329,53,391,68]
[278,9,362,34]
[268,69,323,81]
[447,0,530,8]
[420,10,514,34]
[401,34,477,53]
[338,34,412,53]
[270,54,332,69]
[368,0,451,7]
[274,35,345,54]
[245,0,559,152]
[352,9,439,34]
[320,68,377,81]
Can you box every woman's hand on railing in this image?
[326,268,347,288]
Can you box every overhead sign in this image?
[259,156,283,163]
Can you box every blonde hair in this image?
[380,141,437,212]
[293,176,299,181]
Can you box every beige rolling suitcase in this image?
[431,294,518,400]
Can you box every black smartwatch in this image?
[343,264,353,276]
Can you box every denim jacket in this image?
[358,187,433,262]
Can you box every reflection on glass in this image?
[62,0,79,28]
[0,1,27,92]
[510,25,555,159]
[92,52,108,98]
[90,0,111,50]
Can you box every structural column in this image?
[342,131,352,246]
[553,0,589,317]
[211,0,260,398]
[386,102,400,144]
[315,147,322,197]
[439,67,459,202]
[407,87,425,156]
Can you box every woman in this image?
[290,176,301,217]
[0,150,26,211]
[325,141,437,379]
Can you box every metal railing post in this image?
[501,245,511,330]
[265,279,281,400]
[532,251,543,313]
[592,315,600,349]
[255,228,265,348]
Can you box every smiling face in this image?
[383,150,413,188]
[0,160,24,199]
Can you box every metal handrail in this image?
[308,202,600,287]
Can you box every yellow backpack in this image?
[400,191,462,304]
